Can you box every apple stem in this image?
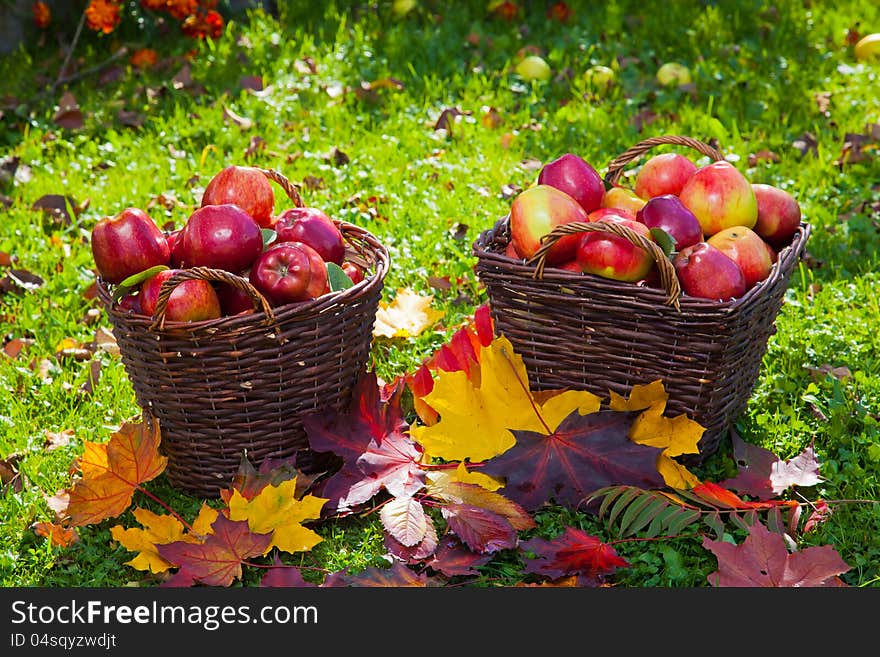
[499,345,553,434]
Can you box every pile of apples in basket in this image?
[505,151,802,300]
[91,165,366,321]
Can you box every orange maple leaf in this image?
[66,420,167,526]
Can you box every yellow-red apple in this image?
[634,153,697,199]
[707,226,774,289]
[509,184,589,265]
[576,218,655,282]
[672,242,747,301]
[752,183,801,246]
[537,153,605,214]
[679,161,757,237]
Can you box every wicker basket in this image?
[473,136,810,461]
[97,169,390,497]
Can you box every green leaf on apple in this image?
[112,265,169,303]
[261,228,277,249]
[649,228,677,258]
[326,262,354,292]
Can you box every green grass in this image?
[1,0,879,587]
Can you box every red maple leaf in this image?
[520,526,629,583]
[441,503,518,554]
[482,410,664,511]
[304,371,425,512]
[158,514,272,587]
[703,521,851,587]
[719,432,822,500]
[426,536,493,577]
[322,562,427,587]
[260,555,316,588]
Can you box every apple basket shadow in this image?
[472,135,810,463]
[96,169,390,498]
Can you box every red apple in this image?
[116,292,142,314]
[274,207,346,265]
[215,283,257,316]
[636,194,703,251]
[707,226,774,289]
[249,242,328,306]
[91,208,170,284]
[176,204,263,274]
[510,184,589,265]
[139,269,222,322]
[576,218,655,282]
[679,160,757,237]
[201,165,275,228]
[537,153,605,214]
[633,153,697,199]
[342,261,365,285]
[600,185,646,215]
[554,260,582,273]
[672,242,747,301]
[166,229,184,267]
[752,183,801,246]
[504,241,522,259]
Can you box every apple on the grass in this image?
[751,183,801,246]
[576,217,655,283]
[139,269,222,322]
[537,153,605,214]
[672,242,747,301]
[636,194,703,251]
[509,184,589,264]
[633,153,697,199]
[274,207,346,265]
[176,204,263,274]
[249,242,329,306]
[679,160,757,237]
[201,165,276,228]
[91,207,170,284]
[601,185,646,216]
[707,226,774,289]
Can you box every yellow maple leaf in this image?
[226,478,326,555]
[608,380,704,489]
[447,462,504,492]
[110,503,218,573]
[373,288,445,339]
[67,420,167,526]
[409,335,602,462]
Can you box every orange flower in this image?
[33,1,51,29]
[181,9,223,39]
[166,0,198,20]
[130,48,159,69]
[546,2,572,22]
[85,0,122,34]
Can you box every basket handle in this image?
[603,135,725,187]
[150,267,275,331]
[258,168,305,208]
[528,221,682,310]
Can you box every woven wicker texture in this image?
[473,135,809,461]
[97,170,390,497]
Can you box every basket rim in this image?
[472,214,811,312]
[97,219,391,335]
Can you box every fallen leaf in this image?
[243,135,267,159]
[226,478,326,555]
[380,496,427,547]
[426,535,492,576]
[409,335,601,462]
[117,109,144,128]
[31,194,79,224]
[53,92,83,130]
[373,287,445,339]
[239,75,263,91]
[158,514,272,587]
[110,506,211,573]
[0,453,24,493]
[719,432,822,500]
[440,503,517,553]
[44,429,74,452]
[260,556,316,587]
[481,409,664,511]
[792,132,818,157]
[704,521,850,587]
[520,526,628,582]
[223,105,253,130]
[33,521,78,547]
[748,150,780,166]
[65,420,167,526]
[322,562,427,587]
[426,471,534,530]
[384,513,438,564]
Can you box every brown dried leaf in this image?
[814,92,831,114]
[44,429,74,452]
[0,269,45,296]
[79,359,102,397]
[3,337,32,359]
[748,150,780,167]
[53,92,83,130]
[805,364,853,381]
[239,75,263,91]
[172,64,193,90]
[294,57,318,75]
[481,106,503,129]
[117,109,145,128]
[243,135,267,160]
[32,194,78,224]
[793,132,819,157]
[33,521,79,547]
[0,251,12,266]
[0,453,24,493]
[302,175,325,191]
[223,105,253,130]
[326,146,349,167]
